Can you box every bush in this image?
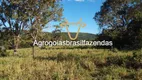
[106,51,142,69]
[0,46,8,57]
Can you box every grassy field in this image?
[0,47,142,80]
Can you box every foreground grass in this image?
[0,47,142,80]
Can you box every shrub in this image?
[57,52,66,61]
[0,46,8,57]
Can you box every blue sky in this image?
[45,0,105,34]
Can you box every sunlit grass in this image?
[0,47,142,80]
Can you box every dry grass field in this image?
[0,47,142,80]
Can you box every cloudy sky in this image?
[46,0,105,34]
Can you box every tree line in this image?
[94,0,142,50]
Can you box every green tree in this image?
[52,25,62,41]
[0,0,63,55]
[94,0,142,29]
[94,0,142,49]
